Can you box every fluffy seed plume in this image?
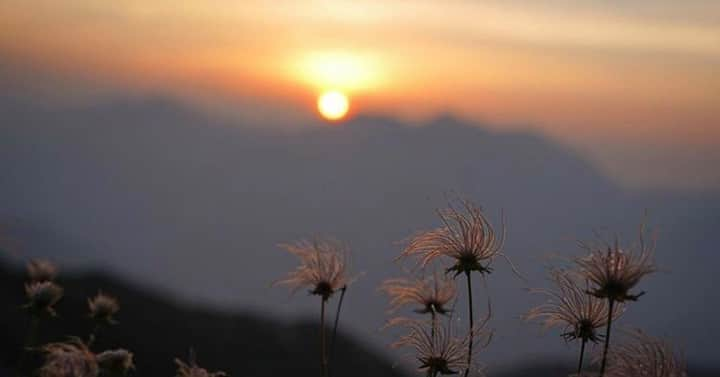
[399,200,507,276]
[604,330,687,377]
[27,259,58,283]
[39,338,98,377]
[25,281,64,316]
[97,349,134,377]
[175,353,227,377]
[381,270,457,315]
[89,292,120,325]
[392,319,491,377]
[275,237,352,301]
[525,269,623,343]
[575,226,656,302]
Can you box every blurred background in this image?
[1,1,719,376]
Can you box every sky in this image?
[1,0,719,189]
[2,1,720,369]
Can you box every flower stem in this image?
[599,298,615,377]
[577,338,587,374]
[430,310,437,340]
[87,323,100,349]
[329,286,347,377]
[320,298,328,377]
[17,315,40,377]
[463,271,474,377]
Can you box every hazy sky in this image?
[1,0,719,189]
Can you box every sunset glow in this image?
[1,0,719,188]
[295,51,383,93]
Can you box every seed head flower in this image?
[525,269,623,343]
[97,349,134,376]
[399,200,507,277]
[392,319,491,376]
[25,281,64,316]
[575,228,656,302]
[27,259,58,283]
[275,237,353,301]
[89,292,120,325]
[39,338,98,377]
[604,330,687,377]
[175,353,227,377]
[381,270,457,315]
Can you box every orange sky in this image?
[1,0,719,188]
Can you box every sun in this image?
[317,90,349,121]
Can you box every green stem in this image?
[599,299,615,377]
[329,286,347,377]
[463,271,474,377]
[320,298,328,377]
[577,338,587,375]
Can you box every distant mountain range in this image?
[1,93,718,367]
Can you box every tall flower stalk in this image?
[400,199,511,377]
[87,292,120,348]
[18,260,63,377]
[525,269,623,374]
[275,237,354,377]
[575,224,656,376]
[329,285,346,377]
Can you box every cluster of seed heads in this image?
[20,259,223,377]
[17,199,684,377]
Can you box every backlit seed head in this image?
[97,349,134,377]
[380,270,457,316]
[27,259,58,283]
[39,338,98,377]
[525,269,623,343]
[25,281,64,316]
[604,329,687,377]
[399,199,508,277]
[175,352,227,377]
[392,318,491,376]
[88,292,120,325]
[274,237,354,301]
[575,226,656,303]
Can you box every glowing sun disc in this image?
[317,91,349,121]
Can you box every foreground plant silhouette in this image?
[14,259,136,377]
[275,237,354,377]
[525,268,623,375]
[575,225,656,377]
[400,199,512,377]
